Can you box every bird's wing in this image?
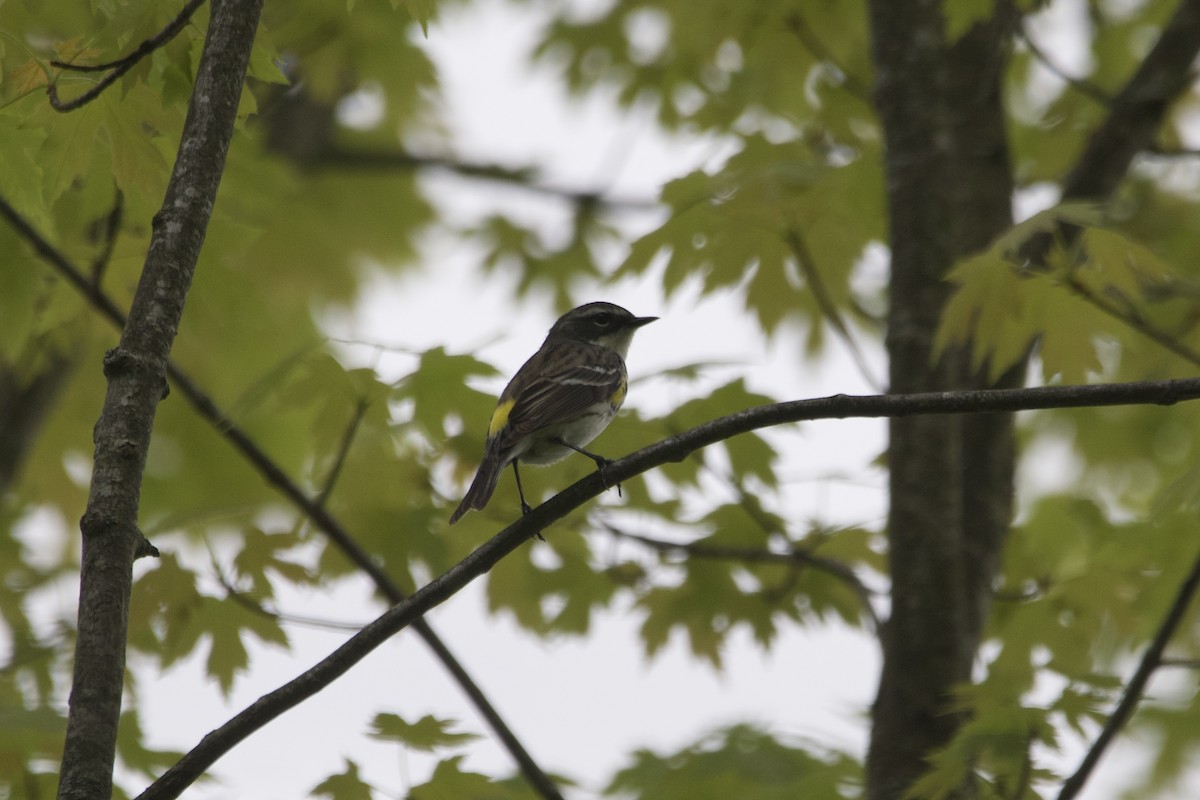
[491,343,625,450]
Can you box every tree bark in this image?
[56,1,264,797]
[865,2,1017,798]
[866,1,1200,797]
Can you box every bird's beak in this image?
[631,316,658,328]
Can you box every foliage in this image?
[606,724,862,799]
[2,0,1200,798]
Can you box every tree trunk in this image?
[865,3,1017,797]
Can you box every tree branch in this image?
[56,0,261,798]
[308,146,659,212]
[137,376,1200,800]
[48,0,208,112]
[1016,21,1111,105]
[1057,543,1200,800]
[1064,272,1200,369]
[783,226,883,391]
[1061,0,1200,201]
[0,202,565,799]
[783,11,873,102]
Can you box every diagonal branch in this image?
[1060,0,1200,201]
[1019,0,1200,272]
[783,226,883,391]
[135,375,1200,800]
[0,196,565,800]
[783,11,873,102]
[49,0,207,112]
[1015,21,1111,105]
[1064,272,1200,369]
[313,397,368,509]
[1056,543,1200,800]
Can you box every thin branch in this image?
[0,196,565,800]
[1016,22,1111,105]
[604,523,881,629]
[1064,273,1200,369]
[1142,144,1200,158]
[783,12,873,102]
[48,0,207,112]
[309,147,660,212]
[784,226,883,391]
[1060,0,1200,202]
[90,191,123,288]
[1158,658,1200,669]
[136,375,1200,800]
[314,397,368,509]
[210,563,365,634]
[1057,543,1200,800]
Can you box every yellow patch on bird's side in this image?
[611,378,627,407]
[489,398,516,438]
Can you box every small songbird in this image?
[449,302,657,524]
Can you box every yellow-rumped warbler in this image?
[449,301,657,524]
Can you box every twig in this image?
[48,0,208,112]
[210,562,365,634]
[90,191,123,288]
[783,12,873,102]
[1143,144,1200,159]
[1064,273,1200,369]
[784,226,883,391]
[309,147,659,212]
[133,376,1200,800]
[314,397,368,509]
[1158,658,1200,669]
[0,195,566,800]
[1057,543,1200,800]
[1016,22,1111,105]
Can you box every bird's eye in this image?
[592,312,613,327]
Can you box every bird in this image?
[449,301,657,524]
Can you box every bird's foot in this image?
[593,456,621,497]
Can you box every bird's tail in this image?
[449,449,505,524]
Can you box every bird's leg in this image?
[511,460,533,516]
[511,460,545,541]
[553,438,621,497]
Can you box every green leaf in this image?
[368,713,479,752]
[404,0,436,36]
[312,759,373,800]
[408,756,520,800]
[606,724,860,800]
[115,710,184,778]
[233,527,314,594]
[944,0,994,41]
[395,347,500,437]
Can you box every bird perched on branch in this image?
[450,301,657,524]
